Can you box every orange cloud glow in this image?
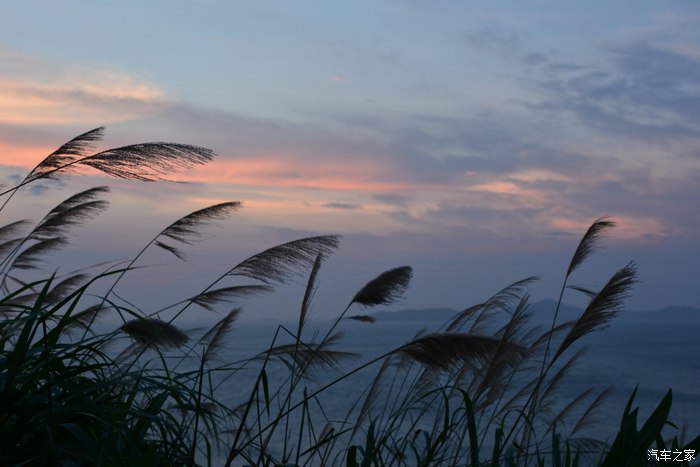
[0,71,164,125]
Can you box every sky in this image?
[0,1,699,320]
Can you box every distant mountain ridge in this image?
[370,300,700,323]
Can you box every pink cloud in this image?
[0,142,55,170]
[181,154,431,193]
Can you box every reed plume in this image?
[191,285,272,312]
[263,332,358,378]
[552,262,637,363]
[77,142,214,181]
[197,308,241,365]
[0,187,110,285]
[155,201,242,260]
[353,356,393,436]
[397,333,524,372]
[346,315,376,323]
[570,387,613,436]
[446,276,538,333]
[351,266,412,306]
[566,217,615,278]
[8,237,67,271]
[229,235,340,285]
[120,317,189,350]
[0,220,32,255]
[43,273,89,305]
[62,304,108,332]
[93,200,243,330]
[26,127,105,182]
[0,127,215,208]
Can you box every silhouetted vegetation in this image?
[0,129,697,466]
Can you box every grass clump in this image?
[0,128,698,466]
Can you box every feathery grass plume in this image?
[31,187,111,238]
[546,388,594,434]
[1,187,110,275]
[9,237,67,271]
[77,142,214,181]
[566,217,615,278]
[493,295,533,343]
[446,276,538,332]
[26,127,105,182]
[153,240,187,260]
[0,220,31,242]
[315,265,411,355]
[120,318,189,350]
[472,296,533,407]
[191,285,273,312]
[523,217,621,459]
[298,253,323,337]
[529,320,575,352]
[570,387,613,436]
[351,266,412,306]
[94,201,243,329]
[43,272,89,305]
[0,237,23,260]
[0,129,215,204]
[552,262,637,363]
[198,308,241,365]
[352,356,394,437]
[262,333,358,377]
[155,201,242,260]
[346,315,376,323]
[229,235,340,285]
[543,388,593,435]
[397,333,523,372]
[61,304,108,333]
[0,129,106,213]
[540,348,587,411]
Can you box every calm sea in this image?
[193,315,700,463]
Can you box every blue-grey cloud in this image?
[522,52,547,66]
[462,23,521,56]
[323,202,362,210]
[529,41,700,145]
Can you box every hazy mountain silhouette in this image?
[371,300,700,323]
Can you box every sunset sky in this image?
[1,1,699,319]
